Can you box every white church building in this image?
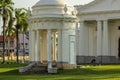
[76,0,120,64]
[23,0,120,72]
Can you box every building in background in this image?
[0,33,29,60]
[0,36,14,56]
[14,33,29,56]
[76,0,120,64]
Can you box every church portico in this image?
[76,0,120,64]
[76,18,120,64]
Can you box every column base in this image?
[57,62,76,69]
[76,56,120,64]
[28,61,41,64]
[76,56,95,64]
[96,56,120,64]
[48,68,57,74]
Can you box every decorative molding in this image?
[78,10,120,15]
[77,11,120,21]
[28,17,77,23]
[76,0,103,11]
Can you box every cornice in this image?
[76,0,102,11]
[77,10,120,15]
[28,17,78,23]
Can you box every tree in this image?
[0,0,14,63]
[6,16,15,61]
[15,8,28,63]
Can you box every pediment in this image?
[77,0,120,13]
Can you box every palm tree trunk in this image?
[7,37,10,61]
[16,29,19,63]
[22,33,25,63]
[2,17,6,63]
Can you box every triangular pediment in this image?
[77,0,120,13]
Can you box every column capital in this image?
[47,29,51,30]
[103,19,108,23]
[79,20,85,23]
[96,20,102,22]
[103,18,108,20]
[47,29,52,34]
[36,30,39,32]
[96,19,108,22]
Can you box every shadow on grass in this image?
[0,68,120,76]
[0,64,27,75]
[0,64,27,68]
[58,68,120,75]
[0,67,119,80]
[0,69,19,75]
[0,64,120,76]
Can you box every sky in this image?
[12,0,94,8]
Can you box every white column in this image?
[103,20,109,55]
[29,30,35,62]
[53,32,56,61]
[36,30,41,62]
[79,21,85,55]
[47,29,52,68]
[97,20,102,56]
[34,30,37,62]
[42,31,47,61]
[29,30,32,61]
[75,23,79,55]
[57,29,62,63]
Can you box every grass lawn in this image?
[0,64,120,80]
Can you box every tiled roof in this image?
[0,36,14,41]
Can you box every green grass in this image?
[0,64,120,80]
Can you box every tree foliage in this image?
[0,0,28,63]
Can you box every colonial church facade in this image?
[27,0,120,71]
[76,0,120,64]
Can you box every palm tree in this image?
[0,0,14,63]
[6,16,15,61]
[15,8,28,63]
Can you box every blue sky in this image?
[12,0,94,8]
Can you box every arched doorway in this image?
[118,38,120,59]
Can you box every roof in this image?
[30,0,77,19]
[0,36,14,41]
[76,0,120,21]
[34,0,67,7]
[77,0,120,13]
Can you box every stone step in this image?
[36,64,47,67]
[25,63,48,74]
[32,67,47,71]
[26,70,47,74]
[20,63,57,74]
